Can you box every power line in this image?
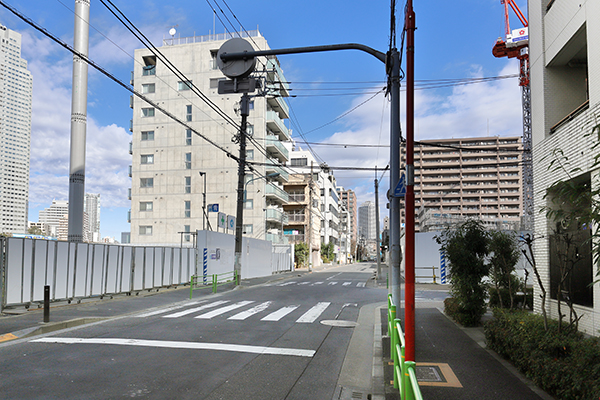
[0,1,242,162]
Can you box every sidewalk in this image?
[374,264,553,400]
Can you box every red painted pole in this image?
[405,1,416,362]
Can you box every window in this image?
[141,131,154,141]
[178,80,192,91]
[142,65,155,76]
[291,158,308,167]
[244,174,254,185]
[142,83,155,94]
[186,105,192,121]
[184,201,191,218]
[246,124,254,136]
[210,51,218,69]
[249,101,254,110]
[243,224,253,234]
[244,199,253,210]
[246,149,254,160]
[185,176,191,193]
[141,154,154,164]
[210,78,225,88]
[184,225,191,242]
[186,129,192,145]
[140,177,153,188]
[139,225,153,235]
[185,152,192,169]
[140,201,153,211]
[142,108,155,117]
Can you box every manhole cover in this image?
[416,365,446,383]
[320,320,359,328]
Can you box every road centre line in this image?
[30,337,315,357]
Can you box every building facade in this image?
[129,30,290,244]
[338,188,357,259]
[358,201,376,240]
[402,136,523,231]
[0,25,32,234]
[38,200,69,237]
[84,193,100,242]
[530,0,600,336]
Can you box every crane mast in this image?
[492,0,532,231]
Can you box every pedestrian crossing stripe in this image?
[156,300,334,324]
[273,281,366,287]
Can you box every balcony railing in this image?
[265,208,288,224]
[288,193,306,203]
[265,135,289,161]
[266,158,289,182]
[266,110,290,141]
[287,214,306,223]
[266,183,289,203]
[284,233,306,244]
[266,233,289,244]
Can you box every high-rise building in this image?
[0,25,33,234]
[129,30,290,244]
[358,201,376,241]
[401,136,523,231]
[84,193,100,242]
[338,188,357,257]
[38,200,69,237]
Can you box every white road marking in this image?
[356,282,366,287]
[328,282,338,286]
[297,282,310,285]
[326,272,343,281]
[261,305,299,321]
[31,337,315,357]
[135,300,205,317]
[278,282,296,286]
[342,282,352,286]
[195,301,254,319]
[296,302,331,323]
[163,300,229,318]
[313,282,324,285]
[228,302,272,320]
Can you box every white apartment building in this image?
[0,25,32,234]
[38,200,69,237]
[129,30,290,244]
[84,193,100,242]
[530,0,600,336]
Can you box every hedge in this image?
[484,309,600,399]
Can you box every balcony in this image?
[287,214,306,224]
[129,95,134,109]
[265,208,288,224]
[266,110,290,141]
[129,141,133,155]
[265,159,289,182]
[129,119,133,132]
[128,188,131,200]
[127,209,131,223]
[128,165,132,177]
[288,193,306,203]
[265,135,289,162]
[267,95,290,120]
[285,233,306,244]
[266,233,289,244]
[266,182,289,204]
[265,56,290,97]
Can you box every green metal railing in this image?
[388,294,423,400]
[190,270,238,298]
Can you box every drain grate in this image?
[338,386,369,399]
[416,365,446,383]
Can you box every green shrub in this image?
[484,309,600,399]
[444,296,483,327]
[488,287,533,310]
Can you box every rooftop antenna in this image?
[169,24,178,38]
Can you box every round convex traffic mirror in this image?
[217,38,257,79]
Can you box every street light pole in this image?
[234,93,250,283]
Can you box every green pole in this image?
[190,275,194,299]
[405,361,417,400]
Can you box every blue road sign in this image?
[393,173,406,197]
[208,204,219,212]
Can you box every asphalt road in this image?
[0,263,386,400]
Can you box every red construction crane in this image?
[492,0,533,230]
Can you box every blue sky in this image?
[0,0,527,240]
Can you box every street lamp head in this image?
[199,171,206,176]
[266,172,280,178]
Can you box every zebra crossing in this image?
[271,281,366,288]
[135,300,332,324]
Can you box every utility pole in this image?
[308,161,314,272]
[405,0,417,363]
[234,93,250,281]
[374,167,381,277]
[67,0,90,242]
